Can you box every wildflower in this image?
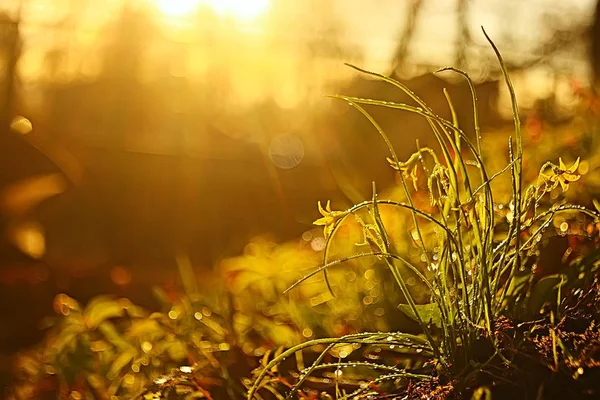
[427,164,451,207]
[549,157,581,192]
[313,201,346,239]
[354,214,384,251]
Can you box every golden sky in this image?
[0,0,596,107]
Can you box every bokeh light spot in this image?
[110,266,132,286]
[13,221,45,259]
[269,133,304,169]
[10,116,33,135]
[310,237,326,251]
[141,341,153,353]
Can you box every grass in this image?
[7,28,600,400]
[246,27,600,399]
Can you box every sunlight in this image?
[153,0,269,20]
[207,0,269,19]
[153,0,199,17]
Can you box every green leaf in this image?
[528,274,566,316]
[46,323,85,356]
[84,296,124,329]
[127,319,163,338]
[471,386,492,400]
[165,340,187,361]
[593,198,600,213]
[107,348,136,380]
[98,321,131,350]
[398,303,442,328]
[502,274,530,306]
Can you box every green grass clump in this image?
[247,27,600,399]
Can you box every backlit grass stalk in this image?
[247,28,598,399]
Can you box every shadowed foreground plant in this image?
[246,27,600,400]
[7,292,244,400]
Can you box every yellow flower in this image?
[387,156,419,191]
[313,200,346,239]
[550,157,581,192]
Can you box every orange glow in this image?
[152,0,269,19]
[110,266,132,286]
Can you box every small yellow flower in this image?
[387,157,419,191]
[550,157,581,192]
[313,200,346,239]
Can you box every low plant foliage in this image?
[8,28,600,400]
[246,27,600,399]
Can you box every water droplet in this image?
[154,377,167,385]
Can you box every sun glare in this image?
[153,0,269,20]
[154,0,199,17]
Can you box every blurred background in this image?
[0,0,599,388]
